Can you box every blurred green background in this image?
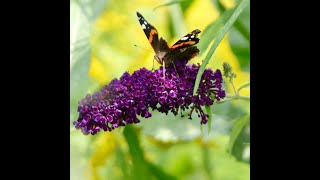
[70,0,250,179]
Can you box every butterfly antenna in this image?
[134,44,154,53]
[134,44,156,71]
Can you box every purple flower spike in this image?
[73,62,225,135]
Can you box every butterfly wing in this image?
[176,46,200,61]
[136,12,160,53]
[170,29,201,50]
[164,46,200,66]
[163,29,201,66]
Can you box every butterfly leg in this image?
[151,57,155,71]
[172,61,180,79]
[162,61,166,79]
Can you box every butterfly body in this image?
[136,12,201,67]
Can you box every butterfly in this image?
[136,12,201,68]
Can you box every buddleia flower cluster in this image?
[73,61,225,135]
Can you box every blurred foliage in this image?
[70,0,250,179]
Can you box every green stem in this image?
[230,79,238,95]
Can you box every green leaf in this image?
[229,2,250,71]
[228,115,250,153]
[114,147,130,179]
[232,0,250,42]
[233,17,250,42]
[123,125,144,163]
[200,122,204,136]
[193,0,249,96]
[211,0,226,13]
[202,145,214,180]
[197,9,234,56]
[212,0,250,43]
[180,0,196,13]
[153,0,185,11]
[145,161,177,180]
[237,82,250,92]
[123,126,151,180]
[168,2,186,37]
[153,0,196,15]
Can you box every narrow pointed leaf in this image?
[228,115,250,153]
[193,0,249,95]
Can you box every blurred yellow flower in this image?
[89,55,109,85]
[86,133,118,180]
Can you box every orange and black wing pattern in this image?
[136,12,161,53]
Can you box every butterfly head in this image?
[191,29,201,38]
[154,51,167,65]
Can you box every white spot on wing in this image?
[144,21,147,25]
[180,36,189,40]
[190,35,194,38]
[141,24,146,29]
